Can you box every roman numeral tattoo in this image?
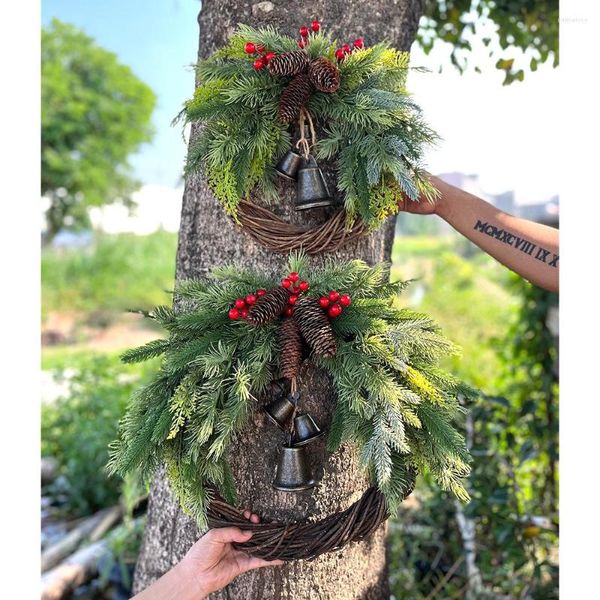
[473,220,559,268]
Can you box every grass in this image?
[42,230,178,319]
[391,235,519,391]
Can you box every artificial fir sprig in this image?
[109,255,474,526]
[179,23,439,228]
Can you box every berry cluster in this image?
[297,20,321,49]
[244,41,277,71]
[281,271,310,317]
[228,288,267,320]
[318,290,351,318]
[334,37,364,62]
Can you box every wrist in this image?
[429,176,451,221]
[174,558,210,600]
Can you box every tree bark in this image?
[133,2,424,598]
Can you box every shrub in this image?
[42,354,155,516]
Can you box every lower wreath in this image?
[207,481,415,562]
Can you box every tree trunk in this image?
[133,2,424,598]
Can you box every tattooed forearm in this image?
[473,219,559,268]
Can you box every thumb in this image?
[206,527,253,544]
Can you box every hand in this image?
[180,510,284,598]
[397,173,443,216]
[398,194,438,215]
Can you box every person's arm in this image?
[132,511,283,600]
[400,175,559,293]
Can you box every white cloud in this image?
[89,184,183,234]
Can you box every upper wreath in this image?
[180,22,439,234]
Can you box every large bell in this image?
[295,156,333,211]
[272,445,316,491]
[275,149,303,180]
[291,413,325,447]
[263,393,297,430]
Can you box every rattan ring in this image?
[207,481,414,561]
[237,200,368,255]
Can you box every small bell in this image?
[291,413,325,447]
[263,392,298,430]
[272,445,316,491]
[275,149,303,180]
[295,155,333,211]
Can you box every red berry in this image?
[282,278,292,289]
[284,307,294,317]
[353,38,364,49]
[245,294,257,305]
[340,294,352,307]
[299,280,309,292]
[335,48,345,61]
[319,296,330,308]
[298,39,307,49]
[245,42,256,54]
[234,298,246,309]
[264,51,276,63]
[329,290,340,302]
[256,288,266,297]
[253,58,265,70]
[256,44,266,53]
[228,308,240,320]
[311,20,321,32]
[328,304,342,318]
[240,307,249,319]
[342,43,352,54]
[299,26,309,37]
[288,294,299,305]
[289,272,300,283]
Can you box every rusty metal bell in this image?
[295,156,333,211]
[291,413,325,447]
[275,149,303,180]
[263,392,297,430]
[272,445,316,491]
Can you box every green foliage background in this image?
[419,0,559,85]
[42,19,156,241]
[41,355,158,516]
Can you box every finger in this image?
[206,527,253,544]
[233,551,284,573]
[242,509,260,524]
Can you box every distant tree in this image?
[419,0,559,84]
[42,19,156,243]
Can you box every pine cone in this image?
[308,57,341,93]
[268,51,310,77]
[293,296,337,358]
[279,318,303,380]
[278,72,313,123]
[246,287,290,325]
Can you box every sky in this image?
[42,0,559,218]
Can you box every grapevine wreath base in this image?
[207,482,414,561]
[237,199,367,254]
